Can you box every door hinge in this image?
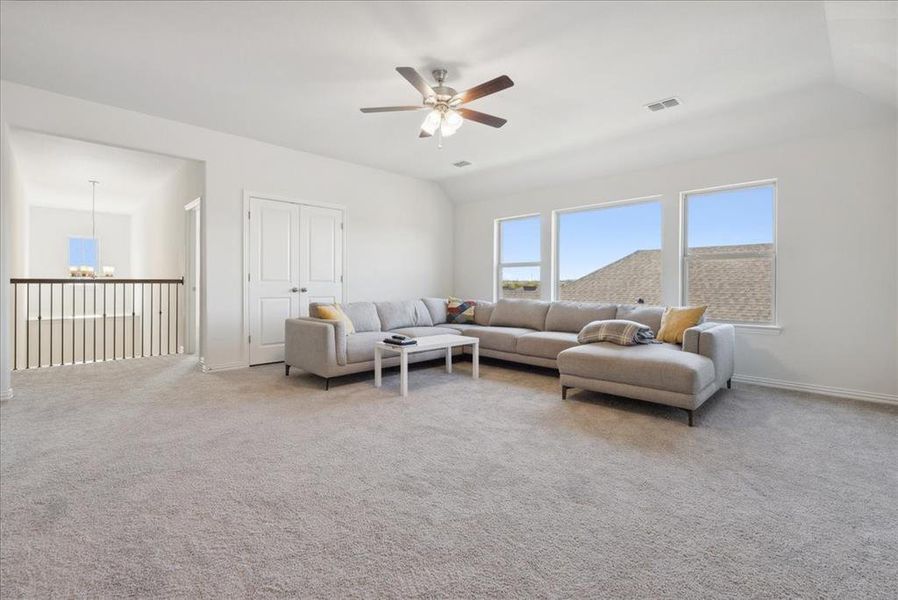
[340,275,343,283]
[247,273,251,282]
[248,211,251,219]
[340,222,344,230]
[248,335,252,344]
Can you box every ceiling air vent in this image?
[645,97,681,112]
[453,160,472,168]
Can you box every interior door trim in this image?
[242,190,347,368]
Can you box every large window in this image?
[68,237,99,271]
[556,200,662,304]
[683,181,776,324]
[496,215,540,300]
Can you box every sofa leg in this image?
[324,377,330,391]
[285,364,291,376]
[685,409,694,427]
[561,385,569,400]
[727,378,732,389]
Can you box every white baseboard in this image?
[0,388,13,401]
[732,374,898,405]
[201,360,248,373]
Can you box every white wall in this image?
[1,123,28,398]
[131,160,203,278]
[28,206,131,277]
[0,81,454,377]
[454,124,898,401]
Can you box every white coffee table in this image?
[374,334,479,397]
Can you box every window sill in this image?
[733,324,782,335]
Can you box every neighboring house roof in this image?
[503,244,773,322]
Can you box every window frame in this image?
[68,236,100,271]
[679,178,778,327]
[494,214,541,302]
[551,195,663,303]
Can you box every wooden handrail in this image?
[11,277,184,284]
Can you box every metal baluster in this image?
[142,283,146,358]
[168,283,172,354]
[93,283,97,362]
[50,283,54,366]
[26,284,30,369]
[113,283,117,360]
[82,284,86,363]
[13,284,17,370]
[72,283,76,364]
[38,284,42,368]
[150,283,154,356]
[103,282,107,361]
[132,283,136,359]
[175,282,179,354]
[158,283,162,355]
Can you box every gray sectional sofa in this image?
[285,298,735,426]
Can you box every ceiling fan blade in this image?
[396,67,436,98]
[419,129,432,138]
[452,75,514,105]
[360,106,424,113]
[457,108,507,128]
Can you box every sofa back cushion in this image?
[615,304,665,334]
[545,301,617,333]
[421,297,448,325]
[375,300,433,331]
[342,302,382,332]
[474,301,495,326]
[489,299,551,331]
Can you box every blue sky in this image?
[501,184,773,281]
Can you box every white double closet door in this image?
[248,197,343,365]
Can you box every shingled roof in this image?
[504,244,773,322]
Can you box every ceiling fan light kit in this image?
[361,67,513,148]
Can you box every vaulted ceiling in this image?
[1,1,894,202]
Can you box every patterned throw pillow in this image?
[315,304,355,334]
[446,297,477,324]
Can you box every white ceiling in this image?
[9,129,190,214]
[1,1,895,199]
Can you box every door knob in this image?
[301,287,308,292]
[291,287,299,293]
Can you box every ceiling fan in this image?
[360,67,514,147]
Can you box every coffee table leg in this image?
[445,346,452,374]
[400,349,408,397]
[472,341,479,379]
[374,346,382,388]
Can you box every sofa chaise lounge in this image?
[285,298,735,425]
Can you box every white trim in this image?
[0,388,13,401]
[732,374,898,405]
[680,178,778,326]
[183,197,200,211]
[201,360,248,373]
[734,323,782,335]
[241,191,347,369]
[551,194,663,302]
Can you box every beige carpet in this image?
[2,355,896,599]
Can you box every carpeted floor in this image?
[1,355,896,599]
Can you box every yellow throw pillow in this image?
[657,305,707,344]
[316,304,355,334]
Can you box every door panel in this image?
[299,206,343,316]
[249,198,299,364]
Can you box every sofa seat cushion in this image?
[441,323,485,334]
[346,331,392,364]
[557,343,715,395]
[390,326,461,338]
[466,326,536,353]
[516,331,580,359]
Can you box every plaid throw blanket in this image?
[577,319,660,346]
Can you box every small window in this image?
[69,237,99,270]
[683,181,776,323]
[556,200,663,304]
[496,215,540,300]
